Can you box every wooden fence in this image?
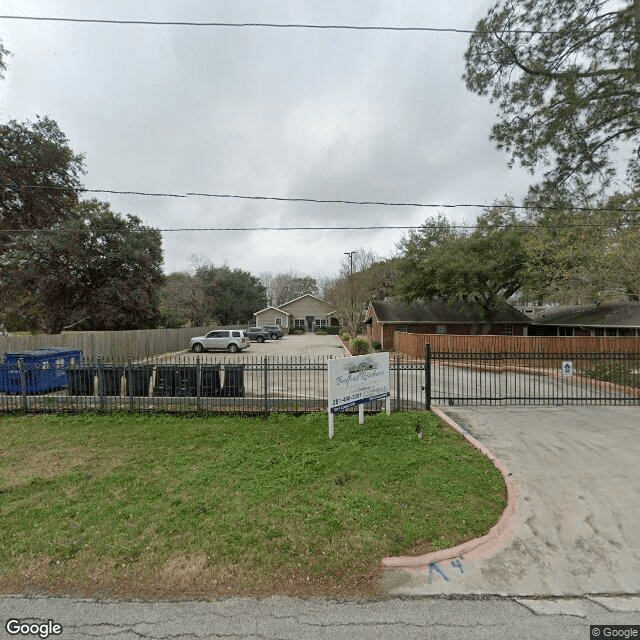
[0,327,211,361]
[394,332,640,358]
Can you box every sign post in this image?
[327,352,391,438]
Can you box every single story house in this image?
[254,294,338,333]
[365,298,530,350]
[528,302,640,337]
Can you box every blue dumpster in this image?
[1,348,83,394]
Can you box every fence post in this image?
[395,360,401,411]
[263,356,269,414]
[18,357,27,411]
[127,356,133,411]
[196,356,202,411]
[97,356,105,410]
[425,344,431,411]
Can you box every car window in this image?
[207,331,221,338]
[231,331,240,337]
[220,331,230,337]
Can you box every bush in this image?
[339,330,351,342]
[371,341,382,351]
[349,337,370,355]
[289,329,304,335]
[316,329,327,335]
[325,325,341,335]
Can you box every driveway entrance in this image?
[383,405,640,596]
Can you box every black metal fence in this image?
[427,348,640,406]
[0,355,429,414]
[3,350,637,414]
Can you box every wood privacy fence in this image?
[0,327,211,361]
[395,332,640,357]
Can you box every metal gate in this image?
[427,348,640,406]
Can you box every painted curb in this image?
[381,406,518,572]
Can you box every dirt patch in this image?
[0,556,384,600]
[0,446,87,489]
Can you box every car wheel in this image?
[227,343,239,353]
[270,333,277,340]
[258,336,265,343]
[192,343,205,353]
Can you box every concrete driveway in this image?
[382,405,640,597]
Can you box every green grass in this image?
[0,411,506,597]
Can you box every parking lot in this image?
[171,332,349,363]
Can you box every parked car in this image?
[190,330,250,353]
[262,324,283,339]
[245,327,271,343]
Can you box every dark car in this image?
[262,325,284,339]
[245,327,271,343]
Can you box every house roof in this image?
[278,293,333,309]
[366,298,529,324]
[253,305,291,317]
[530,302,640,327]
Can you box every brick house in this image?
[253,294,338,334]
[529,302,640,337]
[365,298,529,351]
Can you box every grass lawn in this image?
[0,411,507,598]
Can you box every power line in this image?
[0,14,550,34]
[4,183,640,213]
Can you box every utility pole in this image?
[343,251,356,338]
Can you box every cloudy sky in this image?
[0,0,536,280]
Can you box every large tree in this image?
[260,270,318,307]
[158,272,208,327]
[396,205,528,333]
[0,116,86,231]
[2,200,164,333]
[323,250,397,337]
[464,0,640,193]
[523,191,640,303]
[195,264,267,325]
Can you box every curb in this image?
[381,406,518,572]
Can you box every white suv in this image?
[190,330,250,353]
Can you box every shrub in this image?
[371,341,382,351]
[325,325,341,335]
[316,329,327,335]
[289,329,304,335]
[349,337,370,355]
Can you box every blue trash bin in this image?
[1,348,83,394]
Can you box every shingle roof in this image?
[530,302,640,327]
[368,299,528,324]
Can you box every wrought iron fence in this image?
[0,355,429,414]
[427,348,640,406]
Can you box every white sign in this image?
[562,360,573,376]
[328,352,390,413]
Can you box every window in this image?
[231,331,241,337]
[504,324,514,336]
[315,318,326,328]
[293,319,305,329]
[436,325,447,334]
[396,324,408,333]
[274,317,282,326]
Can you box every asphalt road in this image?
[1,593,639,639]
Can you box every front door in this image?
[306,316,314,332]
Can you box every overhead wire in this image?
[0,15,552,34]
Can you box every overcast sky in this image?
[0,0,536,280]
